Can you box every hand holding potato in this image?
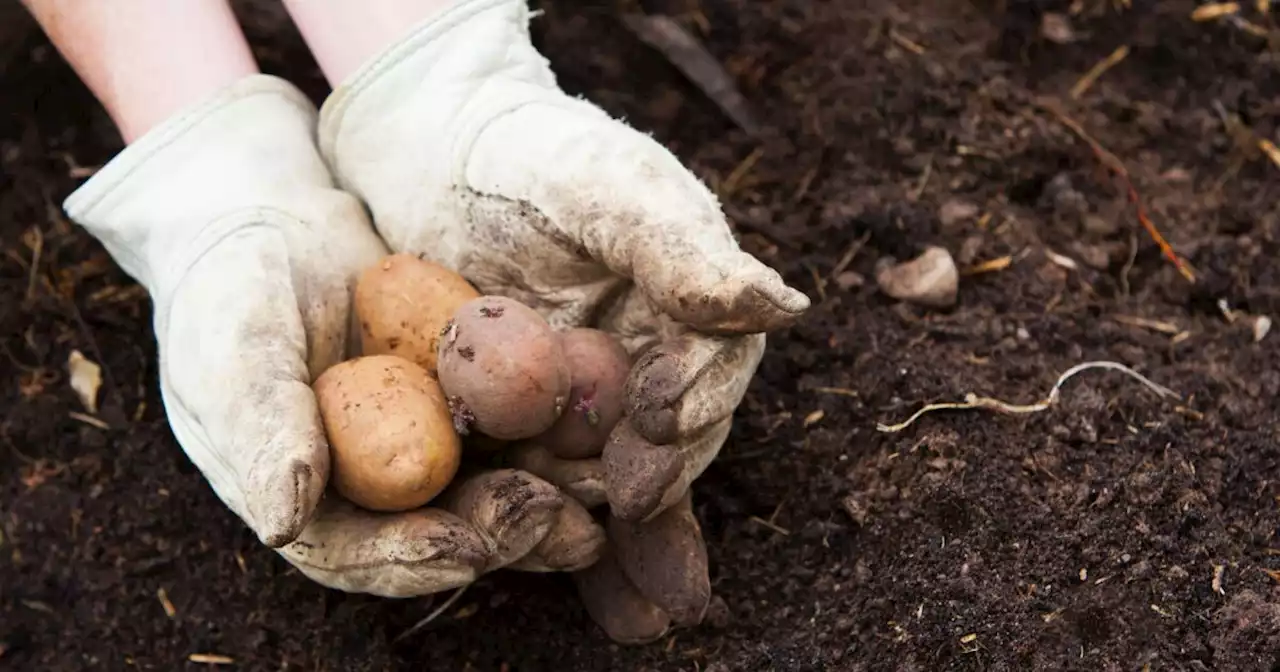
[320,0,807,529]
[314,0,809,641]
[59,74,606,600]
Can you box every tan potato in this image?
[313,355,461,512]
[354,253,479,377]
[531,328,630,459]
[436,296,571,440]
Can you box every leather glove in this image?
[314,0,809,638]
[62,74,601,598]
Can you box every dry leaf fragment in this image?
[1259,139,1280,170]
[1044,248,1079,271]
[1254,315,1272,342]
[67,350,102,414]
[1191,2,1240,20]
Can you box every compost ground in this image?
[3,1,1280,670]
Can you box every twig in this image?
[1258,138,1280,171]
[876,360,1180,433]
[888,29,927,55]
[1191,2,1241,21]
[188,653,235,665]
[23,226,42,302]
[1113,315,1180,334]
[621,14,762,137]
[1037,99,1197,283]
[748,515,791,536]
[829,232,871,281]
[1071,45,1130,99]
[392,585,468,643]
[813,386,859,398]
[157,587,177,618]
[910,153,934,201]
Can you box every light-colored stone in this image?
[875,246,958,308]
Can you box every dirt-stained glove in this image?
[314,0,808,638]
[62,74,601,598]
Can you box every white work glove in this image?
[316,0,809,639]
[62,74,599,598]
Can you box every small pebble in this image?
[1040,12,1076,44]
[835,271,865,290]
[875,246,958,308]
[1083,215,1119,237]
[938,199,979,228]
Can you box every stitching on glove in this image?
[149,208,312,530]
[63,75,315,222]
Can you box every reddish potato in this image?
[532,328,630,459]
[436,296,571,440]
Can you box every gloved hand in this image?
[314,0,809,639]
[62,74,603,598]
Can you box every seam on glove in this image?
[316,0,518,160]
[280,551,463,573]
[149,207,309,339]
[149,208,313,531]
[62,75,318,286]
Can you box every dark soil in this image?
[3,0,1280,670]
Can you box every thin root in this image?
[1036,99,1197,283]
[876,360,1180,433]
[392,585,469,643]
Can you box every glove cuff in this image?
[315,0,580,257]
[63,74,331,292]
[317,0,546,162]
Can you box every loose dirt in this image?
[3,1,1279,670]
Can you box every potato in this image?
[531,328,630,459]
[313,355,461,512]
[354,253,479,377]
[436,296,571,440]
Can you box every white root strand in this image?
[876,360,1180,433]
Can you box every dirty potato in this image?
[313,355,461,512]
[436,296,571,440]
[532,328,631,459]
[354,253,479,377]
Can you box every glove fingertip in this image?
[645,256,810,335]
[603,423,684,522]
[252,457,327,548]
